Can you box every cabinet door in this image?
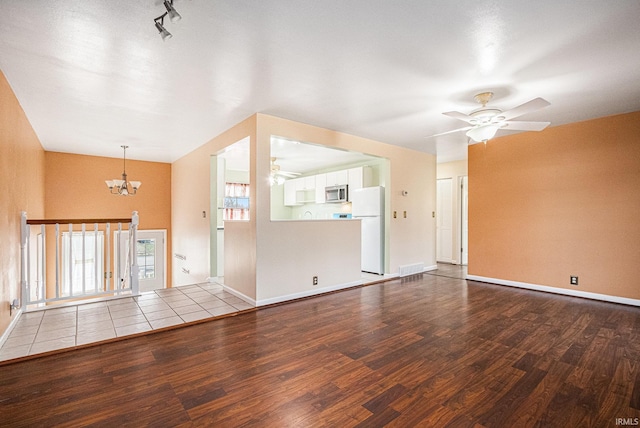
[347,166,373,201]
[294,177,305,191]
[326,170,348,186]
[348,167,363,193]
[284,179,300,206]
[304,176,316,190]
[315,174,326,203]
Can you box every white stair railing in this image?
[19,211,139,310]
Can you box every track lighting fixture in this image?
[153,0,183,41]
[164,1,182,22]
[154,19,172,41]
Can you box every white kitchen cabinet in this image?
[325,170,348,186]
[285,167,372,206]
[347,166,373,200]
[285,176,316,205]
[303,176,316,190]
[315,173,326,203]
[284,178,301,206]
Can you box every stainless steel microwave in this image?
[325,185,348,203]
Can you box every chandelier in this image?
[105,146,141,196]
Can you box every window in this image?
[61,231,104,295]
[137,239,156,279]
[223,182,250,220]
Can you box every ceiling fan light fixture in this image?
[268,174,285,186]
[466,124,500,143]
[434,93,551,142]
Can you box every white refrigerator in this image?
[351,186,385,275]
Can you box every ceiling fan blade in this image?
[501,121,550,131]
[428,126,473,138]
[278,171,301,178]
[443,111,475,123]
[500,98,550,121]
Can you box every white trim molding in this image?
[255,280,364,307]
[220,284,256,307]
[467,275,640,307]
[0,308,23,349]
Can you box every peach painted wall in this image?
[44,152,172,286]
[171,115,257,295]
[257,114,436,290]
[171,113,436,304]
[469,111,640,300]
[0,71,45,335]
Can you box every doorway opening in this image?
[210,136,251,282]
[116,229,166,292]
[436,178,453,263]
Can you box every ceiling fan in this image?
[270,157,300,184]
[432,92,551,143]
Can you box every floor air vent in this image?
[399,262,424,277]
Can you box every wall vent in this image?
[399,262,424,277]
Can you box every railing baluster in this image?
[94,223,99,293]
[106,222,111,291]
[117,223,122,292]
[41,224,46,302]
[26,225,31,303]
[55,223,60,300]
[131,211,139,296]
[68,223,73,297]
[82,223,86,295]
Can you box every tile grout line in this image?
[1,282,252,361]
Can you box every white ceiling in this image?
[1,1,639,164]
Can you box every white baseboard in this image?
[424,264,438,272]
[256,280,364,307]
[467,275,640,307]
[219,285,257,307]
[0,308,23,349]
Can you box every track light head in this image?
[163,1,182,22]
[155,20,172,41]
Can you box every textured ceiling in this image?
[1,0,639,164]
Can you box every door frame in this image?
[114,229,167,290]
[459,175,468,266]
[436,178,454,263]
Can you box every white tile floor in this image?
[0,282,253,362]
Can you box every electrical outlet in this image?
[313,276,318,286]
[570,276,579,285]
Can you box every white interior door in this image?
[437,178,453,263]
[460,176,469,265]
[117,230,166,292]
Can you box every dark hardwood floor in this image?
[2,274,640,427]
